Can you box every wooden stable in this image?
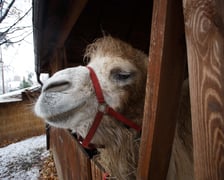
[33,0,224,179]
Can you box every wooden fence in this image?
[0,91,45,144]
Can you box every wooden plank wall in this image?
[50,127,105,180]
[183,0,224,179]
[0,100,45,143]
[137,0,186,179]
[50,128,92,180]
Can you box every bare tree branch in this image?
[0,7,32,46]
[2,7,31,35]
[0,30,32,46]
[5,25,31,35]
[0,0,16,23]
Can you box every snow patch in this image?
[0,135,48,180]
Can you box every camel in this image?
[35,36,193,179]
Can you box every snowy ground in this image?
[0,135,48,180]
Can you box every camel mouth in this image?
[46,102,86,123]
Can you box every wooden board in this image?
[50,128,92,180]
[137,0,186,179]
[183,0,224,179]
[90,160,106,180]
[49,127,106,180]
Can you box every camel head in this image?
[35,36,148,144]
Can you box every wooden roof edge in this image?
[32,0,88,75]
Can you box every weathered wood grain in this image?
[90,160,106,180]
[50,128,92,180]
[183,0,224,179]
[137,0,186,179]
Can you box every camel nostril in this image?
[43,81,70,92]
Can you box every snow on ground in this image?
[0,135,48,180]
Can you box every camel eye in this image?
[110,68,134,83]
[115,72,132,81]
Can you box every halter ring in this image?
[97,103,108,114]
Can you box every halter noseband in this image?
[79,66,141,149]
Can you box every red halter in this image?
[79,66,141,149]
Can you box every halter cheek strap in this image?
[79,66,141,149]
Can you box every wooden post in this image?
[183,0,224,179]
[137,0,186,179]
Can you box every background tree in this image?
[0,0,33,94]
[0,0,32,46]
[19,72,33,89]
[0,0,16,23]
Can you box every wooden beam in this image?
[137,0,186,179]
[183,0,224,179]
